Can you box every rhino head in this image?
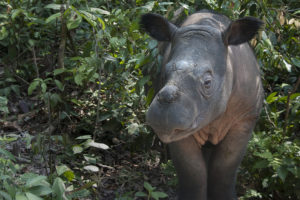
[141,13,263,143]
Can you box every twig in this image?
[264,105,276,128]
[97,163,115,170]
[11,70,30,85]
[66,181,96,195]
[58,4,67,69]
[32,46,39,78]
[93,29,102,141]
[283,75,300,135]
[45,93,52,177]
[67,31,77,56]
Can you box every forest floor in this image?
[1,106,178,200]
[1,100,252,200]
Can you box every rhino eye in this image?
[201,72,213,97]
[204,79,211,89]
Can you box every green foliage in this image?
[0,0,299,199]
[0,134,92,200]
[161,160,178,187]
[243,131,300,199]
[0,96,9,115]
[135,182,168,200]
[0,136,52,200]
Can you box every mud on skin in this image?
[140,10,264,200]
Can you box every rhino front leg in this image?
[207,121,256,200]
[169,135,207,200]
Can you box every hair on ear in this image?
[140,13,177,42]
[223,17,264,46]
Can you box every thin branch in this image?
[67,31,77,56]
[283,75,300,135]
[93,29,102,141]
[32,46,39,78]
[13,73,30,85]
[264,105,276,128]
[58,4,67,69]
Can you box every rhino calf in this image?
[140,10,264,200]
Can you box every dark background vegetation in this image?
[0,0,299,199]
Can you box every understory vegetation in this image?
[0,0,299,199]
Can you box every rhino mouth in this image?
[154,114,204,143]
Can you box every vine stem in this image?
[32,46,39,78]
[283,75,300,136]
[93,28,102,141]
[58,3,68,69]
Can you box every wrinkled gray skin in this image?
[140,10,264,200]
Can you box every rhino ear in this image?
[140,13,177,42]
[223,17,264,46]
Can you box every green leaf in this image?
[28,81,40,95]
[45,4,65,10]
[283,60,292,72]
[135,192,147,197]
[151,191,168,200]
[148,39,157,49]
[99,114,111,121]
[45,13,61,24]
[3,181,15,198]
[277,167,288,182]
[127,123,139,135]
[0,147,16,161]
[72,145,83,154]
[11,9,23,20]
[54,80,64,91]
[74,74,83,85]
[63,170,75,181]
[52,178,66,200]
[0,190,12,200]
[41,82,47,93]
[257,151,273,160]
[15,193,28,200]
[75,135,92,140]
[244,189,262,198]
[67,14,82,30]
[253,160,269,169]
[50,93,62,107]
[90,8,110,15]
[0,96,9,114]
[266,92,278,104]
[179,2,189,9]
[25,192,43,200]
[138,75,150,90]
[53,68,67,76]
[262,178,268,188]
[291,57,300,68]
[0,27,8,40]
[25,176,47,188]
[290,93,300,100]
[10,84,20,96]
[141,1,156,11]
[144,182,154,192]
[28,185,52,196]
[56,165,70,176]
[71,7,97,27]
[97,17,105,30]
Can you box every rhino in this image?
[140,10,264,200]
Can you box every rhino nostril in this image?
[157,85,179,104]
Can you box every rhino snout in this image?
[157,84,180,104]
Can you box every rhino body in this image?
[140,10,264,200]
